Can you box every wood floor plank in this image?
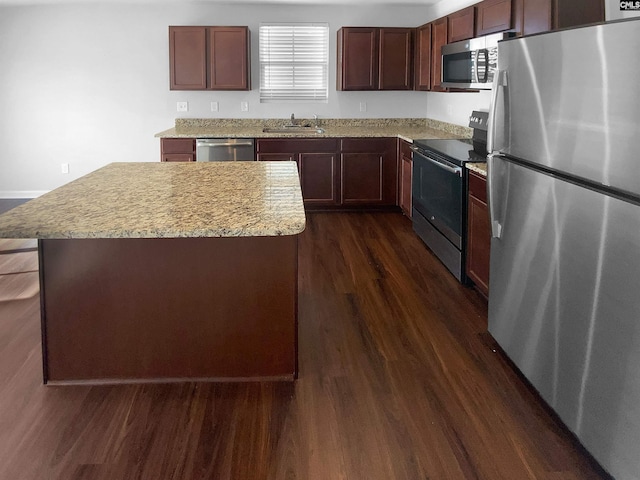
[0,212,610,479]
[0,238,37,254]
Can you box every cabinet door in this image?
[522,0,552,35]
[379,28,413,90]
[337,27,378,91]
[414,23,431,91]
[169,27,207,90]
[512,0,552,36]
[299,153,340,206]
[555,0,604,30]
[160,138,195,162]
[399,141,412,217]
[448,6,475,43]
[340,138,397,206]
[466,171,490,297]
[207,27,249,90]
[431,18,448,92]
[476,0,513,36]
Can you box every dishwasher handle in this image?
[196,139,254,148]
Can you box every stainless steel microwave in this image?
[441,31,515,90]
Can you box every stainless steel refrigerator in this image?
[487,18,640,480]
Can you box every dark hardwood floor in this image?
[0,212,609,479]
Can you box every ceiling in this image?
[0,0,443,5]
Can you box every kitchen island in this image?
[0,162,305,384]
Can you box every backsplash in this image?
[175,118,472,138]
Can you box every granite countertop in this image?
[155,118,473,143]
[466,162,487,176]
[0,162,306,239]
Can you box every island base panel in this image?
[39,236,297,383]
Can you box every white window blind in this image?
[259,23,329,103]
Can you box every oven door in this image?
[411,147,464,249]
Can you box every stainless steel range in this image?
[411,112,487,282]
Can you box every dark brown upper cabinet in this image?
[414,23,431,91]
[476,0,514,36]
[337,27,413,91]
[169,26,250,91]
[378,28,414,90]
[513,0,604,36]
[447,6,476,43]
[337,27,378,90]
[430,17,448,92]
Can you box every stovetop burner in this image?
[412,138,480,166]
[413,110,489,166]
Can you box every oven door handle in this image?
[410,146,462,177]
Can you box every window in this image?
[259,23,329,103]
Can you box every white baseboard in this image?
[0,191,49,199]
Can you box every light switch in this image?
[61,163,69,174]
[177,101,188,112]
[240,101,249,112]
[211,101,219,112]
[359,102,367,112]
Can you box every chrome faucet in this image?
[290,113,296,126]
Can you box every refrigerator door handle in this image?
[487,153,503,239]
[487,69,507,154]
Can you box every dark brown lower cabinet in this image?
[340,138,397,206]
[466,170,490,297]
[256,139,340,207]
[40,236,298,383]
[256,137,397,209]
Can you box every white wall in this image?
[0,2,430,196]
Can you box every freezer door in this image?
[488,158,640,480]
[495,19,640,196]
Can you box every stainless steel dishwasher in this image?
[196,138,255,161]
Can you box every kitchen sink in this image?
[262,126,325,134]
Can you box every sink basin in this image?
[262,126,325,134]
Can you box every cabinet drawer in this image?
[162,153,195,162]
[257,153,297,162]
[468,169,487,203]
[256,138,337,154]
[161,138,195,154]
[340,137,395,153]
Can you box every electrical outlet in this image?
[61,163,69,174]
[177,101,188,112]
[359,102,367,112]
[211,101,219,112]
[240,101,249,112]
